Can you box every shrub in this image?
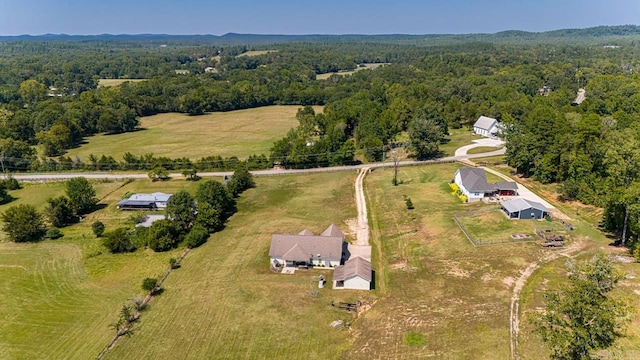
[185,223,209,248]
[147,220,180,252]
[44,228,63,239]
[405,197,414,210]
[92,221,105,237]
[102,227,136,253]
[169,257,180,269]
[126,212,147,225]
[2,176,21,190]
[449,183,459,191]
[459,194,468,203]
[1,204,46,243]
[142,277,158,293]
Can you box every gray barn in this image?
[501,198,550,220]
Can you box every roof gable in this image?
[270,234,343,260]
[473,116,498,131]
[128,192,173,202]
[502,198,549,213]
[456,167,493,193]
[321,224,344,238]
[333,257,372,282]
[298,229,314,236]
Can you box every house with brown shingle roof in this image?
[269,225,345,269]
[333,256,372,290]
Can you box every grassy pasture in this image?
[97,79,147,88]
[106,171,363,359]
[0,179,189,359]
[343,163,636,359]
[64,105,321,162]
[315,63,389,80]
[236,50,278,57]
[439,128,483,156]
[456,207,557,244]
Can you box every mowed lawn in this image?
[65,105,319,162]
[0,179,195,359]
[106,171,366,359]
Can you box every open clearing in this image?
[236,50,278,57]
[343,163,639,359]
[2,163,639,359]
[106,171,365,359]
[456,207,563,245]
[97,79,147,88]
[316,63,389,80]
[65,105,321,161]
[0,179,189,359]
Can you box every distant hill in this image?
[1,25,639,45]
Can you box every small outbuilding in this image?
[332,256,372,290]
[473,116,501,138]
[501,198,550,220]
[117,192,173,210]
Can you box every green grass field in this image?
[466,146,502,155]
[456,207,562,244]
[315,63,388,80]
[2,164,639,359]
[64,105,320,162]
[236,50,278,57]
[106,171,363,359]
[0,179,189,359]
[439,128,483,156]
[97,79,147,88]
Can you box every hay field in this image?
[316,63,389,80]
[65,105,321,162]
[236,50,278,57]
[97,79,147,88]
[0,179,187,359]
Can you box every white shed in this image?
[333,257,372,290]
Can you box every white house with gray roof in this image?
[473,116,500,138]
[454,167,495,202]
[333,256,372,290]
[454,167,518,202]
[269,225,345,269]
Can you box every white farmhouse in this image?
[473,116,500,138]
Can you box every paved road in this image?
[11,148,507,181]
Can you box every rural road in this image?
[354,168,370,246]
[10,148,507,181]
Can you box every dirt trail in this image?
[509,240,585,359]
[354,168,370,246]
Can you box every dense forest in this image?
[2,26,640,249]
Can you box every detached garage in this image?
[501,198,550,220]
[333,257,372,290]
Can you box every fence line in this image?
[453,213,538,247]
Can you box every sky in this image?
[0,0,638,36]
